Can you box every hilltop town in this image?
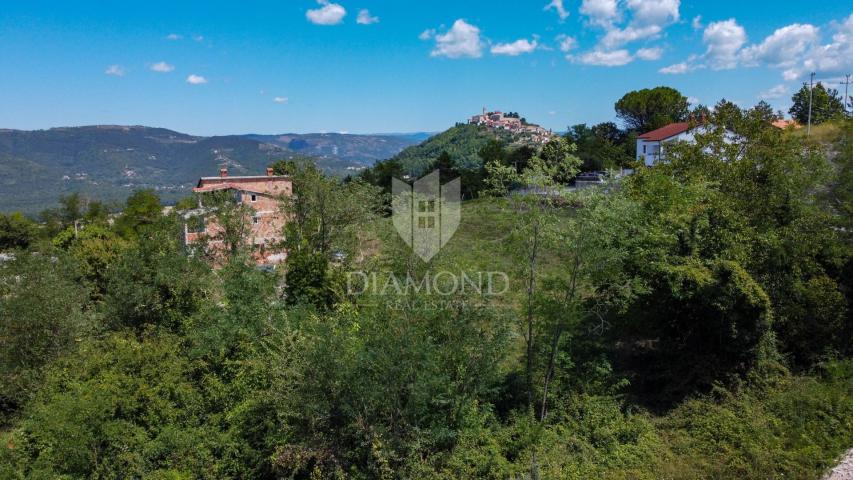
[468,109,553,144]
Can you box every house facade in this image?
[184,167,292,266]
[636,120,741,166]
[635,122,692,166]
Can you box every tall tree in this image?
[114,189,162,238]
[789,82,845,125]
[615,86,689,132]
[0,213,36,250]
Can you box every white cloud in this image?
[306,0,346,26]
[193,35,204,42]
[580,0,619,27]
[601,24,661,48]
[273,96,288,104]
[741,23,819,68]
[357,9,379,25]
[703,19,747,70]
[105,65,125,76]
[587,0,679,49]
[165,33,182,40]
[692,15,702,30]
[780,14,853,81]
[574,49,633,66]
[418,29,435,40]
[687,96,700,105]
[491,38,538,56]
[186,74,207,85]
[544,0,569,21]
[430,19,483,59]
[659,61,692,74]
[636,46,663,60]
[150,61,174,73]
[557,34,577,52]
[626,0,679,26]
[759,84,787,100]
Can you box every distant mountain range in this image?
[0,126,432,214]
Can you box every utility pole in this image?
[807,72,815,136]
[842,74,851,115]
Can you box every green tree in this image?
[283,249,339,309]
[114,189,162,238]
[529,136,582,184]
[0,212,36,250]
[103,217,212,332]
[713,98,744,131]
[359,158,405,197]
[615,86,689,132]
[283,162,382,257]
[478,139,507,166]
[53,224,129,295]
[270,159,300,176]
[5,333,238,478]
[0,253,90,421]
[789,82,845,125]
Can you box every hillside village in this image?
[469,109,553,144]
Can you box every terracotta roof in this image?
[638,122,690,141]
[194,175,291,195]
[771,119,801,129]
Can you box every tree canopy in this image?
[615,86,690,132]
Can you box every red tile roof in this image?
[771,119,800,129]
[193,176,291,196]
[638,122,690,141]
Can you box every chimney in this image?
[266,167,274,176]
[219,167,228,178]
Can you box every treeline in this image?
[358,84,851,199]
[0,106,851,478]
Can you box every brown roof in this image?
[771,119,800,129]
[638,122,690,141]
[193,175,291,195]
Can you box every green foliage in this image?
[0,126,383,215]
[615,86,689,132]
[1,111,851,480]
[3,333,239,479]
[386,124,509,176]
[530,135,582,184]
[283,162,382,257]
[270,300,512,477]
[52,224,130,295]
[0,253,91,423]
[283,250,339,310]
[103,217,212,332]
[790,82,846,125]
[113,189,162,238]
[567,122,633,171]
[0,212,37,250]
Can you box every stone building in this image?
[184,167,292,266]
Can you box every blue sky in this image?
[1,1,851,135]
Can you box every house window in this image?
[250,194,257,202]
[643,145,647,153]
[252,217,259,225]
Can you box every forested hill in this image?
[389,123,512,175]
[247,132,431,165]
[0,126,425,214]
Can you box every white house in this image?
[635,122,694,166]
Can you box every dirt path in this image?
[824,449,853,480]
